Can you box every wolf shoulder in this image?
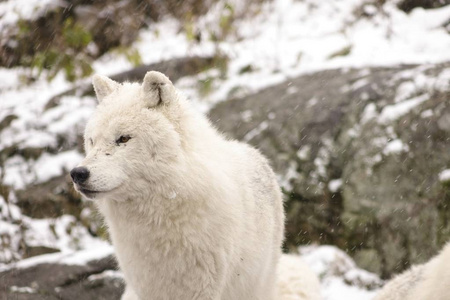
[408,242,450,300]
[374,242,450,300]
[222,139,283,206]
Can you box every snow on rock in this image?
[0,0,61,31]
[321,278,378,300]
[0,219,22,264]
[378,94,429,123]
[383,139,409,155]
[278,161,300,191]
[328,179,343,193]
[297,145,312,161]
[439,169,450,183]
[88,270,124,281]
[420,109,434,118]
[300,245,383,300]
[1,243,113,272]
[361,103,378,124]
[0,74,79,150]
[23,215,108,252]
[0,193,24,265]
[243,121,269,142]
[9,286,37,294]
[3,150,83,190]
[33,151,83,183]
[0,213,110,269]
[0,188,107,268]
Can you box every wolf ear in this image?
[92,75,119,103]
[141,71,176,107]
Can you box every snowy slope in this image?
[1,0,449,187]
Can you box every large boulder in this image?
[209,63,450,278]
[0,246,122,300]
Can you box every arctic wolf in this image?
[374,242,450,300]
[71,71,285,300]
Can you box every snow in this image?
[0,73,73,150]
[60,244,113,265]
[379,94,429,123]
[241,110,253,122]
[23,215,108,252]
[278,161,299,191]
[301,245,382,300]
[34,151,82,183]
[3,150,83,189]
[420,109,434,118]
[439,169,450,183]
[361,103,378,124]
[243,121,269,142]
[84,0,450,107]
[0,211,110,270]
[88,270,124,281]
[383,139,409,155]
[322,278,378,300]
[9,286,37,294]
[44,96,96,136]
[329,179,343,193]
[314,147,330,178]
[0,218,22,264]
[0,243,113,272]
[392,67,450,99]
[0,0,61,31]
[395,81,418,103]
[297,145,311,161]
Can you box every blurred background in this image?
[0,0,449,299]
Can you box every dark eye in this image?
[116,135,131,144]
[89,138,93,146]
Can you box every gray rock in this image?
[0,255,123,300]
[397,0,450,13]
[209,63,450,277]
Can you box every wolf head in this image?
[71,71,183,201]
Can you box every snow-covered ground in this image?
[301,245,382,300]
[1,0,449,298]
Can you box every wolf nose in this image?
[70,167,90,184]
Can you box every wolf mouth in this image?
[79,188,99,194]
[73,184,101,197]
[75,185,118,198]
[78,187,101,197]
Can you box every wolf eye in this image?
[116,135,131,144]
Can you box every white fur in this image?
[75,71,286,300]
[374,242,450,300]
[277,254,321,300]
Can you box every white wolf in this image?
[374,242,450,300]
[71,71,287,300]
